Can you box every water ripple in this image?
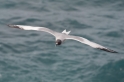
[0,0,123,82]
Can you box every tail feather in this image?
[67,31,71,34]
[62,29,71,35]
[62,29,66,33]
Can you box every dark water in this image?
[0,0,124,82]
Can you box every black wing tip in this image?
[97,48,118,53]
[7,24,14,27]
[7,24,19,29]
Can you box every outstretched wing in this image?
[8,25,58,37]
[65,35,117,53]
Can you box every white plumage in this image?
[8,25,117,53]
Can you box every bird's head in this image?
[56,39,62,45]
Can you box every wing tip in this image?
[7,24,20,29]
[97,48,118,53]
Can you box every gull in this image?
[8,25,117,53]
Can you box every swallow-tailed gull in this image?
[8,25,117,53]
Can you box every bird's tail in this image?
[62,29,71,35]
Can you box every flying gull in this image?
[8,25,117,53]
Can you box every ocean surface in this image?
[0,0,124,82]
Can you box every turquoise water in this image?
[0,0,124,82]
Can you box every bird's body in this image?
[8,25,117,53]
